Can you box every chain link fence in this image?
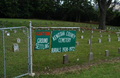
[0,26,30,78]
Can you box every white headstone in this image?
[105,50,109,57]
[76,41,79,45]
[89,52,93,60]
[100,34,102,37]
[91,30,93,33]
[13,43,19,52]
[88,39,90,44]
[91,35,93,38]
[117,33,119,36]
[23,30,25,33]
[81,35,83,39]
[108,38,111,42]
[5,30,7,33]
[98,38,101,43]
[82,30,84,33]
[79,28,80,31]
[99,31,101,33]
[7,32,10,36]
[108,35,110,37]
[17,38,20,43]
[14,30,17,33]
[118,37,120,41]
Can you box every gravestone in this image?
[117,37,120,41]
[79,28,80,31]
[82,30,84,33]
[108,38,111,42]
[88,39,90,44]
[100,34,102,37]
[13,43,19,52]
[91,35,93,38]
[118,48,120,54]
[89,52,93,60]
[23,30,25,33]
[108,35,110,37]
[98,38,101,43]
[5,30,7,33]
[76,41,79,45]
[117,33,119,36]
[105,50,109,57]
[81,35,83,39]
[91,30,93,33]
[7,32,10,36]
[17,38,20,43]
[14,30,17,33]
[63,54,69,64]
[99,31,101,33]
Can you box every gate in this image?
[0,26,30,78]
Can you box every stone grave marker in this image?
[91,30,93,33]
[7,32,10,36]
[98,38,101,43]
[14,30,17,33]
[13,43,19,52]
[88,39,90,44]
[105,50,109,57]
[117,33,119,36]
[79,28,80,31]
[100,34,102,37]
[17,38,20,43]
[118,48,120,54]
[81,35,83,39]
[82,30,84,33]
[108,38,111,42]
[117,37,120,41]
[76,41,79,45]
[108,35,110,37]
[63,54,69,64]
[91,35,93,38]
[99,31,101,33]
[5,30,7,33]
[23,30,25,33]
[89,52,93,60]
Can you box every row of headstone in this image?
[89,48,120,61]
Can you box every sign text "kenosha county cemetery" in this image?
[51,30,76,53]
[35,30,50,50]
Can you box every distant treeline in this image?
[0,0,120,26]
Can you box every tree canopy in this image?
[0,0,120,26]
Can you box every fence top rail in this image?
[0,26,27,30]
[32,27,80,29]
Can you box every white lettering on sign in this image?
[51,48,61,52]
[58,38,71,43]
[69,47,75,51]
[37,38,48,43]
[45,44,49,48]
[35,43,44,49]
[53,31,65,41]
[62,47,68,52]
[66,31,76,39]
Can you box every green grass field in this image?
[0,18,120,78]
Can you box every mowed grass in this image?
[0,18,120,78]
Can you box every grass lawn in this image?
[0,18,120,78]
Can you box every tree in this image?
[97,0,112,30]
[93,0,119,30]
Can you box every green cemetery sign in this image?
[35,30,50,50]
[51,30,76,53]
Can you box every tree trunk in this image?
[98,10,106,30]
